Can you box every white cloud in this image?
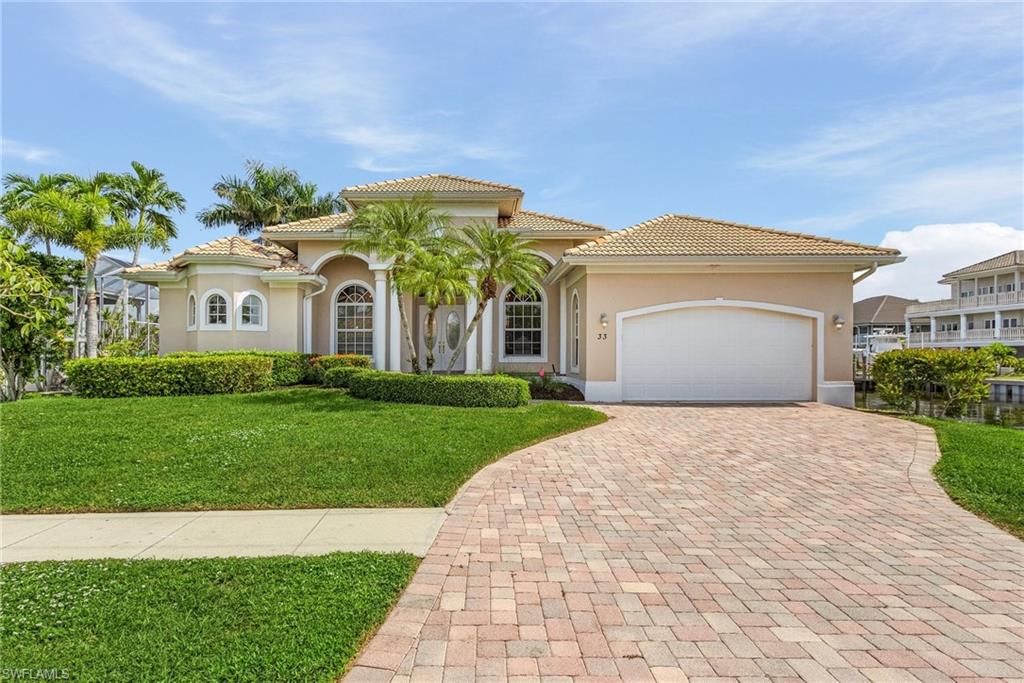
[1,138,60,165]
[855,223,1024,301]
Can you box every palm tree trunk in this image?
[71,290,86,359]
[85,262,99,358]
[44,238,52,257]
[423,308,437,374]
[394,287,420,374]
[447,297,488,371]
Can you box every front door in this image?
[419,305,466,372]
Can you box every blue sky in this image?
[3,2,1022,299]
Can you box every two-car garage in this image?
[619,304,815,402]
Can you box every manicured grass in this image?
[913,417,1024,539]
[0,553,417,682]
[1,388,605,513]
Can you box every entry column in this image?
[372,268,388,370]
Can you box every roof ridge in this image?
[343,173,521,193]
[942,249,1024,278]
[514,208,604,229]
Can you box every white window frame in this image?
[499,284,547,363]
[186,291,197,331]
[199,289,232,331]
[235,290,268,332]
[330,280,374,359]
[570,290,580,373]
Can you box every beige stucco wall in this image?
[310,256,377,356]
[157,286,189,354]
[578,270,855,391]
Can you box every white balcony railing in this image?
[906,290,1024,315]
[906,327,1024,345]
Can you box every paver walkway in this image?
[0,508,446,562]
[347,404,1024,682]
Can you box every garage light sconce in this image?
[833,314,845,330]
[600,313,609,328]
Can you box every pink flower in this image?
[538,369,545,378]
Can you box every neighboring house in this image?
[72,254,159,356]
[123,174,902,406]
[852,295,919,353]
[905,250,1024,355]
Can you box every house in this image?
[904,251,1024,355]
[123,174,903,406]
[852,295,919,353]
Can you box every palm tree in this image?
[1,172,75,254]
[343,195,453,373]
[108,162,186,338]
[196,160,343,235]
[31,188,130,358]
[394,242,474,374]
[446,222,547,371]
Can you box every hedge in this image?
[64,356,275,398]
[348,371,530,408]
[167,351,313,386]
[322,366,373,389]
[308,354,372,383]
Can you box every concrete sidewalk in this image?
[0,508,446,563]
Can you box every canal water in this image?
[855,392,1024,428]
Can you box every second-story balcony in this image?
[906,290,1024,316]
[908,326,1024,346]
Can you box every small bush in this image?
[167,351,312,386]
[322,366,372,389]
[64,356,274,398]
[348,371,530,408]
[308,354,372,383]
[873,348,996,417]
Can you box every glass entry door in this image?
[419,305,466,372]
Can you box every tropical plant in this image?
[0,229,71,400]
[343,195,453,373]
[1,172,75,254]
[393,242,474,374]
[984,342,1017,376]
[446,221,547,370]
[196,160,343,235]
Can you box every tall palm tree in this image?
[394,243,474,374]
[447,222,547,370]
[31,188,130,358]
[108,162,186,337]
[196,160,343,235]
[343,195,452,373]
[1,172,75,254]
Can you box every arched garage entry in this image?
[617,300,823,402]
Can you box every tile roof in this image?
[123,237,297,273]
[343,174,522,195]
[498,209,605,232]
[942,250,1024,278]
[853,295,919,325]
[565,214,901,258]
[263,213,354,233]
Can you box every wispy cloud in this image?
[67,4,515,172]
[1,138,61,165]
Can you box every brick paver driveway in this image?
[348,404,1024,682]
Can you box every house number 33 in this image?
[596,333,608,340]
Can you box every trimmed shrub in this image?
[308,354,372,383]
[167,351,312,386]
[64,356,274,398]
[348,371,530,408]
[322,365,372,389]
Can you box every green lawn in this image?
[914,417,1024,539]
[2,388,604,513]
[0,553,417,682]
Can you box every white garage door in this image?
[621,306,813,402]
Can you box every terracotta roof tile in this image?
[498,209,605,232]
[565,214,900,258]
[262,213,354,234]
[942,250,1024,278]
[123,237,296,273]
[343,174,522,195]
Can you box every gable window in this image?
[335,284,373,357]
[187,293,197,330]
[502,287,544,359]
[571,291,580,372]
[237,291,267,330]
[206,294,228,326]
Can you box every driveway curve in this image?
[347,404,1024,682]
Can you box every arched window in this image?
[502,287,544,359]
[571,291,580,371]
[335,284,373,356]
[206,293,228,326]
[187,293,197,330]
[237,292,266,330]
